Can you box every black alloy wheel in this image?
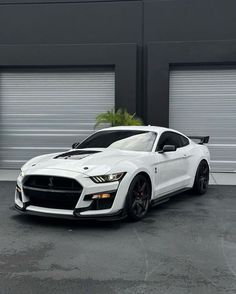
[126,174,151,221]
[193,160,209,195]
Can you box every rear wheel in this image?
[193,160,209,195]
[126,174,151,221]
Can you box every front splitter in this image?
[14,204,126,221]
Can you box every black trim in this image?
[78,190,116,211]
[73,208,126,220]
[15,202,30,211]
[15,204,77,219]
[151,188,190,207]
[23,186,82,194]
[15,204,126,221]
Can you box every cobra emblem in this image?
[48,177,54,188]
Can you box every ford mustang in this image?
[15,126,210,221]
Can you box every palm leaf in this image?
[95,108,143,128]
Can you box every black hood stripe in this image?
[54,150,101,159]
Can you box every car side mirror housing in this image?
[72,142,79,149]
[159,145,176,153]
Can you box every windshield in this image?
[77,130,157,152]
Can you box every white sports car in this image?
[15,126,210,221]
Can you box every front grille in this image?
[23,176,82,210]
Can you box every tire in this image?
[126,174,151,221]
[192,160,209,195]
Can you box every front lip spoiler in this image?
[73,208,127,221]
[14,204,126,221]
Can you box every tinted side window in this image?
[179,134,189,147]
[156,132,182,151]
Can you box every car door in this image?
[154,131,190,196]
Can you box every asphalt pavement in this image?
[0,182,236,294]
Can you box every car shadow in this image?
[146,186,217,219]
[10,186,217,229]
[10,211,125,231]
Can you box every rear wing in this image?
[188,136,210,144]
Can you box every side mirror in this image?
[159,145,176,153]
[72,142,79,149]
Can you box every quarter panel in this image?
[187,143,210,188]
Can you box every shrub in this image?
[95,108,143,128]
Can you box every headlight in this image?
[90,172,126,183]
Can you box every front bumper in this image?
[15,168,129,221]
[14,204,126,221]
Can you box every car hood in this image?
[22,148,148,176]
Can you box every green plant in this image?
[95,108,143,128]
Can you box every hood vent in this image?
[54,150,100,160]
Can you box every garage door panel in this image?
[0,149,66,169]
[168,123,236,138]
[0,71,115,169]
[169,68,236,172]
[2,105,113,113]
[209,162,236,173]
[2,115,103,123]
[209,145,236,160]
[1,124,95,132]
[0,134,90,169]
[1,135,82,149]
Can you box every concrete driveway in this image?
[0,182,236,294]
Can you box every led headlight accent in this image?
[92,193,111,199]
[90,172,125,183]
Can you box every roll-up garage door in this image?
[169,68,236,172]
[0,70,115,169]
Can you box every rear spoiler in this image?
[188,136,210,144]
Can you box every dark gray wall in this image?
[144,0,236,42]
[0,1,142,44]
[1,0,236,126]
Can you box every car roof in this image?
[96,125,186,136]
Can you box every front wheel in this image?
[126,174,151,221]
[192,160,209,195]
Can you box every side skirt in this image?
[151,188,190,207]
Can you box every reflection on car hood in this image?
[22,148,148,176]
